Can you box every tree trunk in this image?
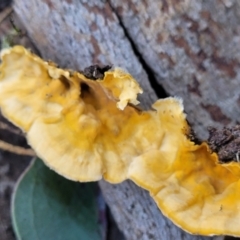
[109,0,240,139]
[13,0,239,239]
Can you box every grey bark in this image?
[110,0,240,139]
[12,0,239,239]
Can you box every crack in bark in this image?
[108,1,168,99]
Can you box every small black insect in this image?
[81,65,112,80]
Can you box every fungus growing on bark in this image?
[1,46,240,237]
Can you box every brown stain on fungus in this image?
[59,75,71,89]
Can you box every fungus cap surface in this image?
[1,46,240,237]
[0,46,183,183]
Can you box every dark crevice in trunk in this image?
[0,0,12,11]
[106,206,126,240]
[108,2,168,99]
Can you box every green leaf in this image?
[11,158,102,240]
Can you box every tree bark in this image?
[110,0,240,139]
[13,0,239,239]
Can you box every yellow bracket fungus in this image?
[0,46,240,237]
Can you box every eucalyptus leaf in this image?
[12,158,102,240]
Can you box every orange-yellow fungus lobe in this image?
[1,46,240,237]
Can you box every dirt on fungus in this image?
[186,125,201,145]
[207,125,240,163]
[81,64,112,80]
[62,63,240,166]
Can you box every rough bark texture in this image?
[207,125,240,162]
[110,0,240,139]
[11,0,240,239]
